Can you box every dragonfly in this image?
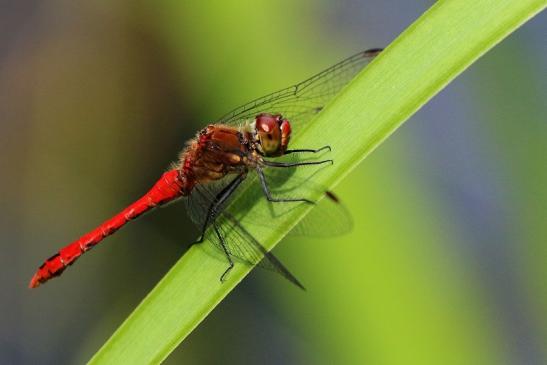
[29,48,382,290]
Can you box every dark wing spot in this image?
[325,191,339,203]
[364,48,383,57]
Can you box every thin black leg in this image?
[256,166,313,204]
[262,159,333,168]
[214,222,234,282]
[284,145,331,154]
[195,172,247,243]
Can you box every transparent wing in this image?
[217,48,382,136]
[185,157,352,261]
[185,175,248,228]
[186,178,305,289]
[290,191,353,237]
[213,211,305,289]
[251,162,353,237]
[186,165,351,288]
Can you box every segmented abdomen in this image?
[29,169,186,288]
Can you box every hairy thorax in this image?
[177,124,257,193]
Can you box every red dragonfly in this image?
[29,48,382,289]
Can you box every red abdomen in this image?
[29,169,186,288]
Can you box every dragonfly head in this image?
[253,113,291,156]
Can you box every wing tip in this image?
[364,48,383,57]
[293,278,306,291]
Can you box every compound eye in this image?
[255,113,281,155]
[255,113,278,134]
[280,119,291,138]
[279,119,291,152]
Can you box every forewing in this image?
[290,191,353,237]
[217,48,382,136]
[251,163,353,237]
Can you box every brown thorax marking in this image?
[177,124,260,185]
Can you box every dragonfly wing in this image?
[290,191,353,237]
[185,176,304,289]
[212,211,305,290]
[256,163,354,237]
[185,173,253,228]
[217,48,382,138]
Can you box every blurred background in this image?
[0,1,545,364]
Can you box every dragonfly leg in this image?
[214,222,234,282]
[195,171,247,243]
[284,145,331,154]
[256,166,314,204]
[262,159,333,168]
